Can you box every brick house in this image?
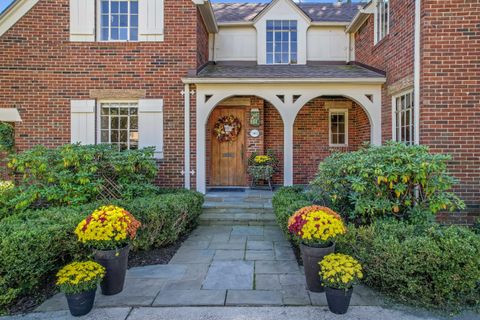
[0,0,478,222]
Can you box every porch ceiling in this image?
[186,63,386,84]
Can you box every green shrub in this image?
[336,220,480,312]
[312,142,465,224]
[0,123,14,153]
[0,190,204,312]
[272,186,311,239]
[1,144,158,218]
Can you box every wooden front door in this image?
[209,107,247,186]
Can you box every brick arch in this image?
[293,97,371,185]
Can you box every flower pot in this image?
[300,242,335,292]
[325,286,353,315]
[93,245,130,296]
[65,288,96,317]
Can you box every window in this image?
[393,91,414,145]
[100,0,138,41]
[266,20,297,64]
[100,102,139,150]
[375,0,389,43]
[329,110,348,146]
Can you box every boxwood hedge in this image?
[0,190,203,313]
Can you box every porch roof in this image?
[186,63,386,84]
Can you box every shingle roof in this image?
[196,63,385,79]
[212,2,361,23]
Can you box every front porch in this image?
[190,82,383,193]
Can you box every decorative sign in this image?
[250,108,261,127]
[222,153,235,158]
[250,129,260,138]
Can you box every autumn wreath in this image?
[213,115,242,142]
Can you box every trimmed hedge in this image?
[0,190,203,312]
[336,220,480,313]
[272,186,311,240]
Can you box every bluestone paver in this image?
[246,250,275,261]
[226,290,283,306]
[247,240,274,250]
[202,260,254,290]
[153,290,226,306]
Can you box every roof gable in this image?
[0,0,39,38]
[253,0,311,24]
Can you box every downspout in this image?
[184,83,191,189]
[413,0,421,145]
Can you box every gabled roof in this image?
[212,2,361,24]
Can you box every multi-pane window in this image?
[394,91,414,145]
[329,110,348,146]
[266,20,297,64]
[100,0,138,41]
[376,0,389,43]
[100,103,139,151]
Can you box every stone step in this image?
[202,208,274,215]
[199,213,277,226]
[203,202,273,210]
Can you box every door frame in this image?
[208,106,248,187]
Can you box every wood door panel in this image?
[209,107,246,186]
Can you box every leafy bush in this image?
[0,123,14,152]
[0,190,204,312]
[1,144,158,218]
[312,142,464,224]
[336,220,480,312]
[272,186,311,240]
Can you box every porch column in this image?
[196,94,208,194]
[283,117,294,186]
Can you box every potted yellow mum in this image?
[75,205,141,295]
[56,261,105,317]
[288,206,346,292]
[319,253,364,314]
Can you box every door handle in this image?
[241,144,244,160]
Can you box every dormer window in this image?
[375,0,389,44]
[100,0,139,41]
[266,20,298,64]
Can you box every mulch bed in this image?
[6,236,188,316]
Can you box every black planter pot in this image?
[65,288,96,317]
[300,242,335,292]
[325,286,353,315]
[94,245,130,296]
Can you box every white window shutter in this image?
[70,100,96,145]
[70,0,95,42]
[139,0,164,41]
[138,99,164,159]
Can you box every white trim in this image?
[182,77,387,84]
[329,108,349,147]
[374,0,389,45]
[0,0,40,37]
[0,108,22,122]
[184,84,191,189]
[414,0,421,145]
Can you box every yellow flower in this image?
[56,261,105,288]
[254,155,271,164]
[319,253,363,289]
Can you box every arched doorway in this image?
[205,96,284,187]
[293,96,371,184]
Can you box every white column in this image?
[283,117,294,186]
[196,102,207,194]
[183,84,191,189]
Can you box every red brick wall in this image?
[264,102,284,185]
[421,0,480,223]
[196,10,209,70]
[354,0,416,141]
[293,99,371,184]
[0,0,199,187]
